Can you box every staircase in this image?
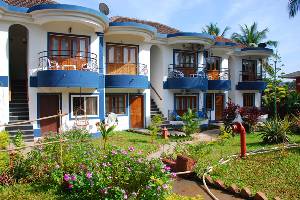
[5,80,34,142]
[151,98,163,118]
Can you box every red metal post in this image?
[162,126,169,139]
[232,122,247,158]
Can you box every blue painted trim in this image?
[214,42,238,47]
[128,94,146,128]
[30,76,37,87]
[167,32,215,40]
[208,80,231,90]
[69,93,102,120]
[37,70,100,88]
[98,89,105,121]
[236,81,267,91]
[109,22,157,33]
[92,132,101,138]
[96,33,104,74]
[105,75,149,89]
[105,93,129,116]
[33,129,41,137]
[37,93,62,129]
[203,93,207,114]
[0,76,8,87]
[164,77,208,90]
[27,4,109,22]
[0,1,28,13]
[241,47,273,53]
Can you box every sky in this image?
[59,0,300,74]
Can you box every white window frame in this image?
[71,94,99,118]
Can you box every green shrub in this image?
[96,121,116,149]
[12,130,24,147]
[0,130,9,149]
[9,129,173,199]
[0,152,9,174]
[258,117,293,144]
[149,114,163,142]
[218,125,233,141]
[182,109,201,136]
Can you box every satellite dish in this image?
[99,3,110,15]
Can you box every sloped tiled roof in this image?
[110,16,179,34]
[3,0,56,8]
[282,71,300,79]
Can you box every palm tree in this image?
[231,22,278,48]
[202,23,230,37]
[288,0,300,17]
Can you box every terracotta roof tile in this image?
[3,0,56,8]
[110,16,179,34]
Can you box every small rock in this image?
[254,192,268,200]
[204,175,214,185]
[274,197,281,200]
[214,179,226,190]
[240,187,252,199]
[228,184,240,194]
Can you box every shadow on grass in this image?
[128,139,149,143]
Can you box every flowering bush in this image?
[8,130,173,199]
[239,107,262,133]
[61,146,173,199]
[222,101,240,129]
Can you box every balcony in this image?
[105,63,149,89]
[35,50,102,88]
[236,71,267,91]
[207,69,231,90]
[163,64,208,90]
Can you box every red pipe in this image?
[232,122,247,158]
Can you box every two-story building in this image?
[0,0,272,142]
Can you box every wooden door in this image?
[39,94,60,136]
[130,95,144,128]
[215,94,224,121]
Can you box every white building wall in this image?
[0,22,10,127]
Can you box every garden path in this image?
[173,177,244,200]
[147,129,218,160]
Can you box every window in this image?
[49,33,90,70]
[106,44,138,75]
[206,93,214,110]
[106,94,127,115]
[207,56,221,71]
[174,50,197,68]
[242,60,259,81]
[175,95,198,116]
[243,93,255,107]
[71,95,98,117]
[49,34,89,58]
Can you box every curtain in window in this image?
[86,97,98,115]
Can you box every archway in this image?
[8,24,28,101]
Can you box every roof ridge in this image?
[110,16,180,34]
[3,0,57,8]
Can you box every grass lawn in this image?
[174,133,300,175]
[171,133,300,200]
[92,131,167,155]
[93,131,191,156]
[211,148,300,200]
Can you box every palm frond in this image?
[289,0,300,17]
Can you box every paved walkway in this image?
[147,130,218,160]
[173,177,244,200]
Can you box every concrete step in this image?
[10,99,28,103]
[9,107,29,112]
[9,103,29,108]
[9,115,29,121]
[5,124,33,131]
[9,111,29,116]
